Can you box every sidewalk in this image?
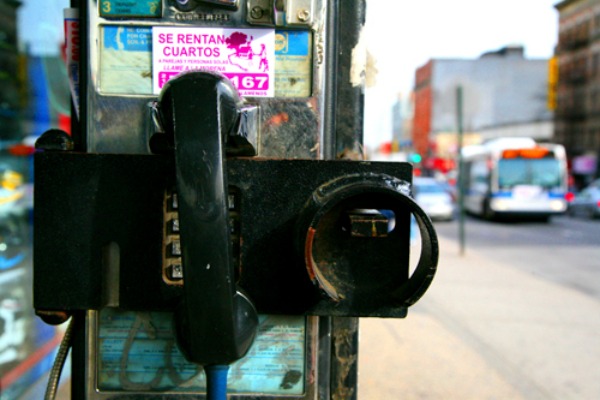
[358,237,600,399]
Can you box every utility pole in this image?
[456,86,466,256]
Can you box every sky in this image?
[363,0,560,149]
[18,0,68,55]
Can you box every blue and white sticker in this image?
[100,26,153,94]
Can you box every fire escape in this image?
[555,18,590,152]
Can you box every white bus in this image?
[461,138,569,220]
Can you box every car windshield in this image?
[415,183,447,194]
[497,157,562,189]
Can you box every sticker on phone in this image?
[152,27,275,97]
[274,30,312,97]
[100,26,153,94]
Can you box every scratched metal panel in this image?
[89,310,316,398]
[84,0,327,158]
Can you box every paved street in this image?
[358,215,600,399]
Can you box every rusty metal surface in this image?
[331,317,358,400]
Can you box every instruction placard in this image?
[97,310,306,395]
[101,26,153,94]
[274,30,312,97]
[153,27,275,97]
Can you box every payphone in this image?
[33,1,439,399]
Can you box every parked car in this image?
[413,177,456,221]
[567,183,600,219]
[587,178,600,189]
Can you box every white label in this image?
[152,27,275,97]
[513,185,542,200]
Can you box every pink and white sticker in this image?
[152,27,275,97]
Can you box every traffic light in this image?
[410,153,422,163]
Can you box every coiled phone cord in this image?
[44,318,74,400]
[205,364,229,400]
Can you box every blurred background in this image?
[1,1,70,399]
[359,2,600,399]
[364,0,598,191]
[0,0,599,399]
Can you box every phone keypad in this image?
[162,188,241,285]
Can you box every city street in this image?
[358,215,600,399]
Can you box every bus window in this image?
[531,158,562,188]
[498,159,528,187]
[471,160,489,185]
[498,158,561,189]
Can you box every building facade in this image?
[555,0,600,183]
[413,46,553,163]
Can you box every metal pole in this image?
[456,86,466,256]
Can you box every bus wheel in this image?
[483,200,495,220]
